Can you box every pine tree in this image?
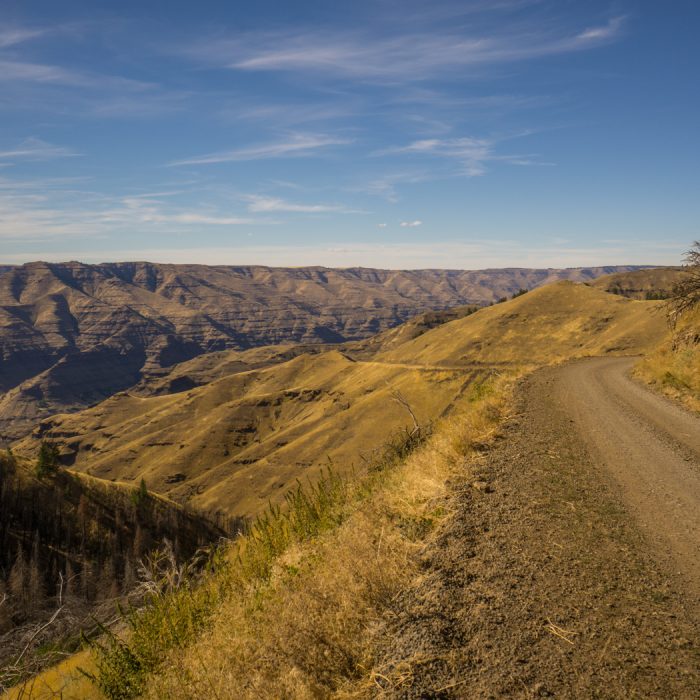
[131,477,149,508]
[36,441,60,478]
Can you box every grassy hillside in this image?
[15,351,476,517]
[14,282,665,522]
[4,279,670,699]
[592,266,684,299]
[635,304,700,412]
[376,281,666,367]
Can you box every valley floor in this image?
[377,358,700,698]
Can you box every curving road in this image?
[554,357,700,600]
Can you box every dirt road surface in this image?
[560,357,700,598]
[378,357,700,699]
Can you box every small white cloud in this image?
[400,220,422,228]
[576,17,625,44]
[377,223,388,228]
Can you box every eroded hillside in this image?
[0,262,649,442]
[15,282,666,519]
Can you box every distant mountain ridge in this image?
[0,261,652,442]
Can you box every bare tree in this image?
[389,388,420,435]
[668,241,700,325]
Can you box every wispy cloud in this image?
[577,16,626,42]
[380,136,550,176]
[243,194,357,214]
[0,138,81,162]
[357,171,431,203]
[219,101,356,126]
[382,138,492,176]
[169,133,351,166]
[0,179,267,241]
[0,27,46,48]
[140,212,256,225]
[0,60,85,85]
[189,17,625,83]
[400,220,422,227]
[109,196,259,226]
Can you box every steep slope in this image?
[130,343,326,397]
[0,451,225,689]
[592,266,683,299]
[377,281,666,368]
[635,303,700,412]
[14,282,665,520]
[0,262,649,442]
[16,351,475,518]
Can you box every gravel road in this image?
[559,357,700,601]
[377,357,700,698]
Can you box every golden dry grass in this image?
[138,377,512,699]
[378,281,666,368]
[1,651,96,700]
[15,351,475,518]
[634,305,700,412]
[8,280,669,698]
[14,281,665,521]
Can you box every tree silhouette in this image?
[669,241,700,325]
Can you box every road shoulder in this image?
[375,364,700,699]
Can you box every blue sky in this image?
[0,0,697,268]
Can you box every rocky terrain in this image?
[0,262,650,442]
